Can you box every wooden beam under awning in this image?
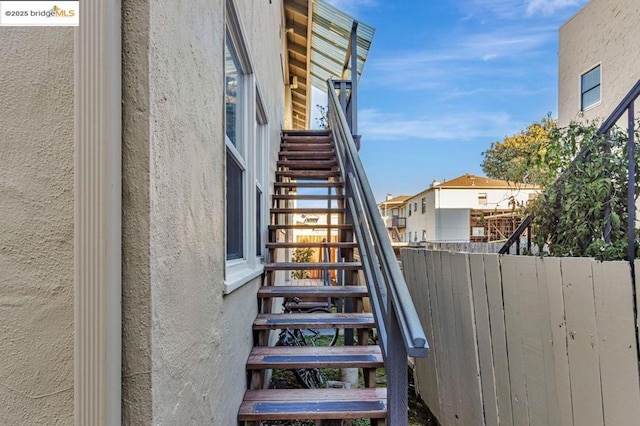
[284,0,312,129]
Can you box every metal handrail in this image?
[500,79,640,256]
[327,79,429,358]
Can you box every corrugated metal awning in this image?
[310,0,375,91]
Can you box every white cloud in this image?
[359,108,524,141]
[526,0,586,16]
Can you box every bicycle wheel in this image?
[305,307,340,347]
[276,329,325,389]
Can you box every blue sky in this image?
[320,0,588,201]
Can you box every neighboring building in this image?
[0,0,373,424]
[558,0,640,127]
[380,175,539,244]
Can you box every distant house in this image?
[558,0,640,127]
[377,194,410,243]
[380,175,539,244]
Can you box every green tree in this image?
[482,115,557,187]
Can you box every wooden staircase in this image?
[239,130,387,425]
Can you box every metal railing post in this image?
[349,21,358,138]
[387,304,408,425]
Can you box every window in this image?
[421,197,426,214]
[422,230,426,241]
[392,208,399,217]
[224,3,269,293]
[408,206,412,216]
[225,37,245,261]
[414,202,417,212]
[581,65,601,110]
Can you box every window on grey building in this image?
[421,197,426,214]
[414,202,417,212]
[581,65,601,110]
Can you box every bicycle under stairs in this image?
[238,129,387,425]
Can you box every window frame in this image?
[224,1,268,294]
[580,64,601,111]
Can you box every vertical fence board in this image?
[424,250,443,420]
[410,249,440,416]
[450,253,484,425]
[561,257,604,426]
[540,257,573,426]
[534,258,561,426]
[514,256,549,425]
[500,256,530,425]
[437,251,457,426]
[483,254,514,426]
[469,254,499,426]
[593,261,640,425]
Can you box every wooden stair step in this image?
[253,312,374,330]
[258,285,368,298]
[239,388,387,421]
[284,301,333,310]
[247,345,383,370]
[268,224,352,230]
[270,208,344,214]
[280,143,334,151]
[265,242,356,249]
[272,194,344,201]
[282,134,331,141]
[274,182,343,188]
[277,160,338,168]
[264,262,361,271]
[276,170,341,179]
[279,151,336,159]
[282,130,330,137]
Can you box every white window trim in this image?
[224,1,266,294]
[580,63,602,112]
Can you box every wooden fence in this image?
[401,249,640,426]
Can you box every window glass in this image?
[581,65,601,110]
[226,152,244,260]
[256,188,262,257]
[225,35,243,148]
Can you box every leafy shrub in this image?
[528,121,640,260]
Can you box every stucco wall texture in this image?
[558,0,640,127]
[0,28,74,425]
[123,0,285,424]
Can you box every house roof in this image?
[309,1,375,90]
[434,174,539,190]
[379,195,410,204]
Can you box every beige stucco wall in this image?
[122,0,285,424]
[0,28,75,424]
[558,0,640,127]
